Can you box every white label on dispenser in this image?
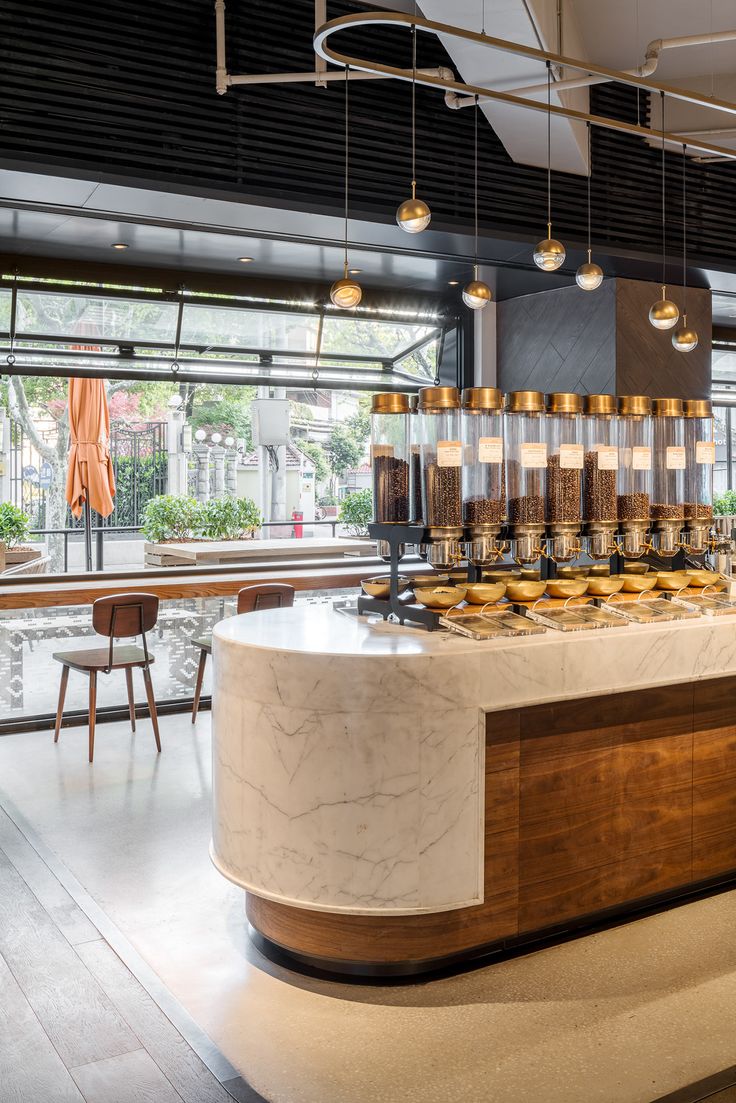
[696,440,716,465]
[666,446,687,470]
[632,446,652,470]
[437,440,462,467]
[559,444,584,469]
[595,445,619,470]
[478,436,503,463]
[520,442,547,468]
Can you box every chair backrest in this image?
[92,593,160,639]
[236,583,295,615]
[2,555,50,577]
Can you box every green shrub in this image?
[141,495,201,542]
[339,488,372,536]
[714,489,736,516]
[200,496,261,540]
[0,502,31,549]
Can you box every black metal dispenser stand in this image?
[359,523,442,630]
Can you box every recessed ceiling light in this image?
[349,268,362,274]
[111,242,129,250]
[238,256,254,263]
[448,280,459,286]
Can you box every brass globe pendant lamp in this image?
[576,123,604,291]
[534,62,566,272]
[462,97,492,310]
[330,67,362,310]
[672,143,698,352]
[396,23,431,233]
[649,93,679,331]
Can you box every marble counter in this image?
[210,606,736,917]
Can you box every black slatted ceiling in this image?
[1,0,735,268]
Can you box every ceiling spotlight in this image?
[238,256,254,263]
[462,265,492,311]
[649,286,680,330]
[448,280,460,286]
[534,63,566,272]
[111,242,129,250]
[349,268,362,274]
[672,315,698,352]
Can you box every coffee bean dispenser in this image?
[461,387,505,565]
[505,390,547,564]
[371,393,410,561]
[652,397,686,557]
[545,392,584,562]
[417,386,463,568]
[617,395,653,558]
[582,394,619,560]
[683,398,714,555]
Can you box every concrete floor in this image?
[1,713,736,1103]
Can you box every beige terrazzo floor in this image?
[1,713,735,1103]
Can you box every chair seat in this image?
[191,635,212,654]
[52,645,155,673]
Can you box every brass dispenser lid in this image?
[417,386,461,410]
[684,398,712,418]
[653,397,684,417]
[371,393,410,415]
[505,390,545,413]
[584,394,617,415]
[546,392,583,414]
[461,387,503,411]
[618,395,652,416]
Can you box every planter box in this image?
[4,547,43,566]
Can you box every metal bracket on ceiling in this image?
[313,10,736,162]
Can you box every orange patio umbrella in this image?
[65,378,116,568]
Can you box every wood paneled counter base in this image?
[247,678,736,973]
[211,607,736,978]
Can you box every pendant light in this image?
[396,22,431,233]
[649,92,679,330]
[330,66,362,309]
[462,97,492,310]
[672,143,698,352]
[534,62,566,272]
[576,123,604,291]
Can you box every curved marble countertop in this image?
[211,605,736,916]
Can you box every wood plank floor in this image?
[0,807,259,1103]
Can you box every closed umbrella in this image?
[65,378,116,571]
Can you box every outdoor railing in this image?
[27,518,342,573]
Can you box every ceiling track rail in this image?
[313,10,736,162]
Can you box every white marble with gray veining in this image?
[211,605,736,916]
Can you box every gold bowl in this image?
[448,568,469,584]
[545,578,589,599]
[482,569,521,583]
[686,569,722,588]
[361,575,411,599]
[462,582,507,606]
[585,575,625,597]
[655,571,691,591]
[409,573,450,588]
[587,563,611,576]
[413,586,467,610]
[504,579,547,602]
[620,574,658,593]
[520,568,541,580]
[623,562,650,574]
[557,565,589,579]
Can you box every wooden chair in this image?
[53,593,161,763]
[191,583,295,723]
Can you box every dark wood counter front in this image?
[248,677,736,975]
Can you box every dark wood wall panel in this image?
[693,679,736,880]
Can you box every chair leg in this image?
[54,665,69,743]
[125,667,136,732]
[142,665,161,753]
[192,649,208,723]
[88,671,97,764]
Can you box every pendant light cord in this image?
[474,95,479,268]
[546,61,552,233]
[411,23,417,194]
[586,121,592,258]
[682,142,687,315]
[344,65,350,271]
[660,90,666,290]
